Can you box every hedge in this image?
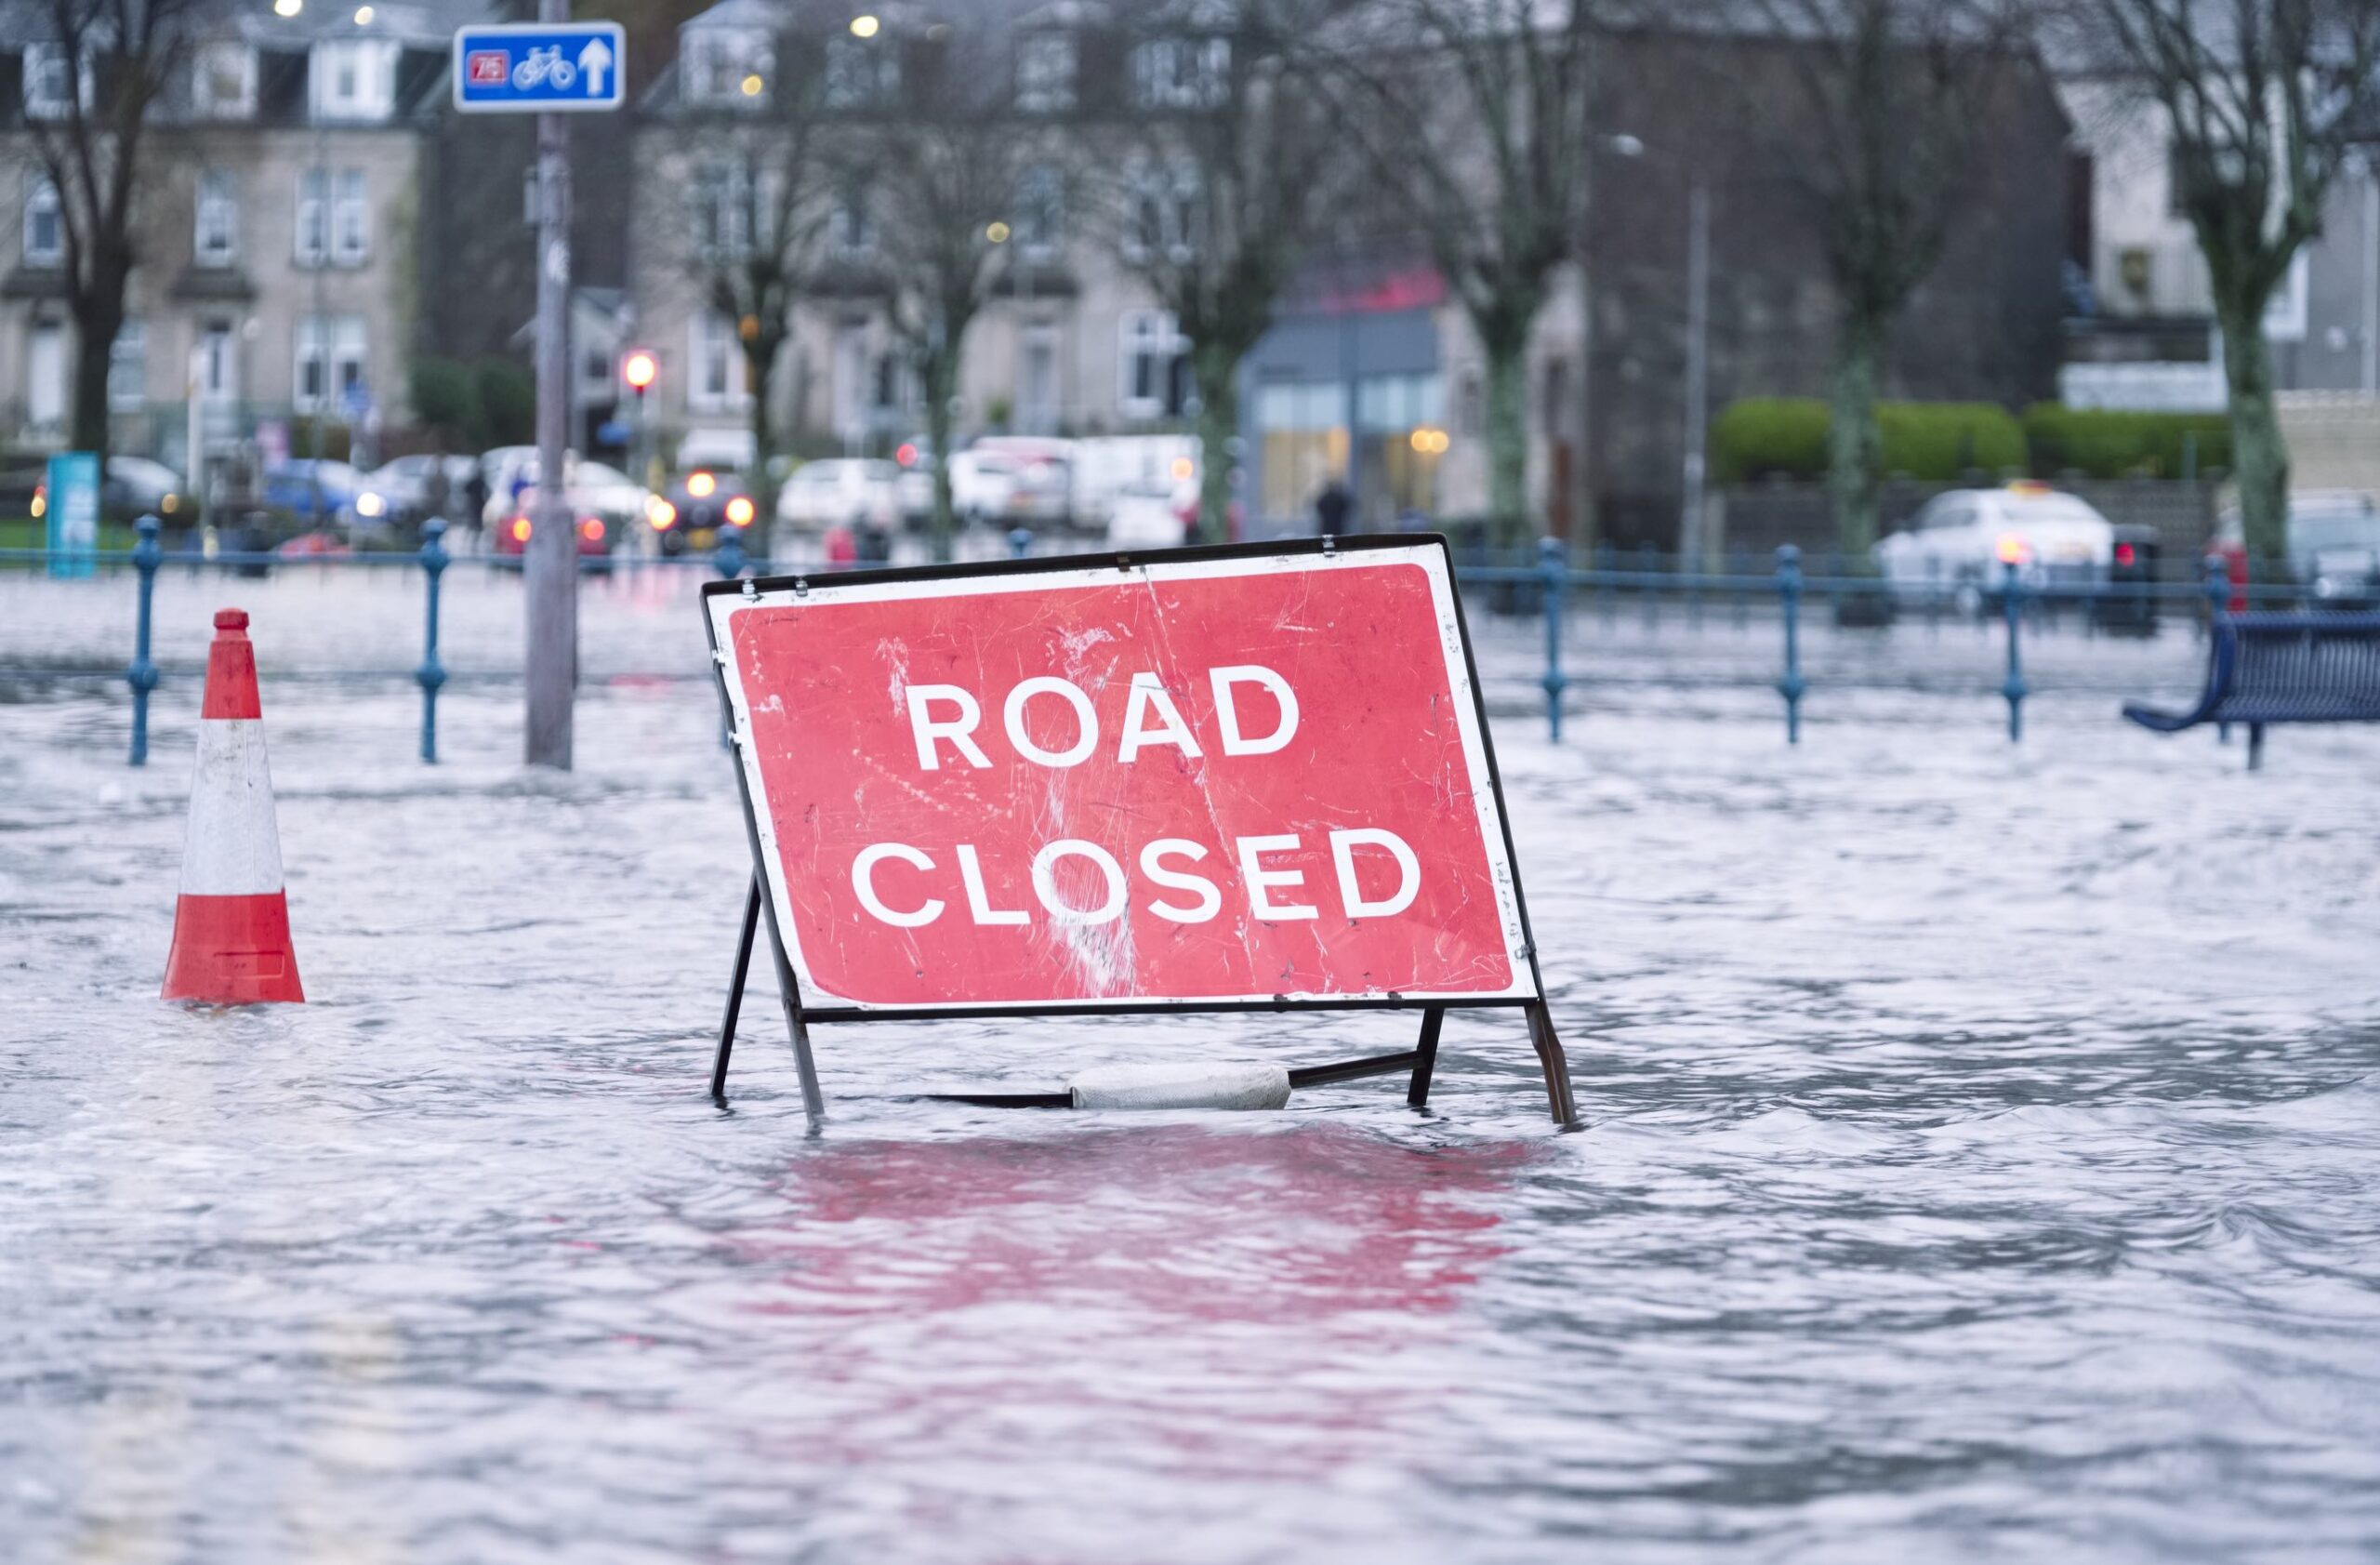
[1712,399,2025,483]
[2019,405,2231,480]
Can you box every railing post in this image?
[416,518,449,764]
[1009,526,1034,560]
[1776,544,1805,744]
[1540,537,1570,742]
[716,525,746,583]
[2206,553,2231,744]
[1640,541,1659,630]
[2002,557,2028,743]
[126,514,162,767]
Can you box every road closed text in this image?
[861,668,1421,929]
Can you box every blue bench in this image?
[2124,611,2380,769]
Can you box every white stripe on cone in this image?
[179,719,287,896]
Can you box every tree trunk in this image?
[1828,309,1884,565]
[744,333,782,556]
[1192,345,1238,545]
[70,311,120,468]
[1483,336,1529,546]
[923,351,958,560]
[2215,292,2289,575]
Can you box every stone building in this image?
[0,3,462,481]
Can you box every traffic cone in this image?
[163,608,304,1004]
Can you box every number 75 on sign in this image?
[452,22,626,113]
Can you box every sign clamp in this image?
[699,534,1579,1126]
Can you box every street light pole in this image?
[523,0,575,768]
[1681,179,1710,569]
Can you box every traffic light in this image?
[621,350,657,407]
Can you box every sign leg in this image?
[710,875,762,1101]
[1525,1001,1580,1126]
[1407,1006,1445,1107]
[755,895,826,1123]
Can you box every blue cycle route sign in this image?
[452,22,626,113]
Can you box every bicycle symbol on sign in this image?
[511,45,576,90]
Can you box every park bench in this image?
[2123,611,2380,769]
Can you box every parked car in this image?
[1104,479,1196,550]
[650,467,757,556]
[894,445,1071,527]
[263,460,373,528]
[2214,490,2380,607]
[1875,482,2116,614]
[363,454,479,526]
[105,456,193,523]
[776,458,902,532]
[478,445,541,527]
[492,505,615,561]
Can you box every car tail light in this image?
[725,496,755,525]
[2114,542,2135,567]
[579,517,605,541]
[896,442,918,467]
[510,517,531,542]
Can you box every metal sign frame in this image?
[451,21,627,114]
[700,534,1577,1124]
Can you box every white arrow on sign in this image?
[576,37,612,98]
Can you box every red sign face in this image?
[467,50,509,85]
[708,546,1536,1013]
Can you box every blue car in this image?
[262,460,373,527]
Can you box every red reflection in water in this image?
[740,1124,1533,1324]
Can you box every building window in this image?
[313,40,392,120]
[582,347,612,390]
[23,44,80,120]
[1017,164,1064,257]
[1118,310,1189,418]
[195,170,237,266]
[24,174,63,267]
[695,162,753,259]
[684,28,767,104]
[295,169,327,265]
[1016,33,1076,113]
[825,35,899,109]
[109,319,145,412]
[830,180,873,255]
[198,318,237,401]
[193,43,257,118]
[1256,378,1348,521]
[689,311,748,411]
[334,169,369,263]
[295,314,367,415]
[1125,158,1199,260]
[1130,36,1228,110]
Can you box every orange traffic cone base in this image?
[163,891,305,1004]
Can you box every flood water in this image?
[4,595,2378,1561]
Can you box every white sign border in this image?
[707,543,1540,1014]
[450,21,628,114]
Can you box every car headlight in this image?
[356,491,385,518]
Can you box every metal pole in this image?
[127,515,161,766]
[524,0,576,769]
[2206,553,2232,745]
[1680,179,1709,569]
[1540,536,1569,741]
[1776,544,1804,744]
[2002,558,2028,743]
[417,518,449,763]
[1009,525,1033,560]
[2364,155,2379,395]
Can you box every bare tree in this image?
[664,28,831,529]
[22,0,205,464]
[1094,0,1345,541]
[1752,0,2036,564]
[1315,0,1603,538]
[856,20,1038,552]
[2082,0,2380,570]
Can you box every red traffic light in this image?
[621,350,658,391]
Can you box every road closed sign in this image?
[705,540,1541,1017]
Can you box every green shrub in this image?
[1712,398,2026,483]
[408,357,478,436]
[1712,399,1830,483]
[2020,405,2230,479]
[471,360,536,448]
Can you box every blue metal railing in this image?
[3,522,2316,764]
